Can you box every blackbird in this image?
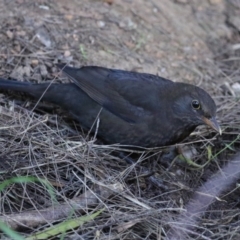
[0,64,221,148]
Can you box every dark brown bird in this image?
[0,64,221,148]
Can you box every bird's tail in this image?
[0,78,33,92]
[0,78,58,101]
[0,78,80,108]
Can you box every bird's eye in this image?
[192,99,201,109]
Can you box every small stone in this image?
[64,50,71,57]
[31,59,39,66]
[23,65,32,77]
[10,66,24,80]
[6,30,14,39]
[176,169,183,176]
[181,145,197,160]
[51,66,57,73]
[40,65,48,77]
[232,44,240,50]
[73,34,79,41]
[119,18,137,30]
[89,36,95,44]
[160,68,166,74]
[97,20,105,28]
[36,27,52,48]
[232,82,240,96]
[39,5,50,10]
[64,14,73,21]
[99,50,107,57]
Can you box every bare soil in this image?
[0,0,240,239]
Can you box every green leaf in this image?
[26,209,104,240]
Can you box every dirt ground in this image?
[0,0,240,239]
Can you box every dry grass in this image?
[0,1,240,239]
[0,57,240,239]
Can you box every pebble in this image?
[119,18,137,30]
[232,82,240,96]
[40,65,48,77]
[64,50,71,57]
[6,30,14,39]
[31,59,39,66]
[64,14,73,21]
[97,20,106,28]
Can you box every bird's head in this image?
[171,82,221,134]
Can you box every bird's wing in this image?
[58,65,173,123]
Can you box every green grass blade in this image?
[26,209,104,240]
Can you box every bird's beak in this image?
[202,116,222,135]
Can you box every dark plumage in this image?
[0,64,221,148]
